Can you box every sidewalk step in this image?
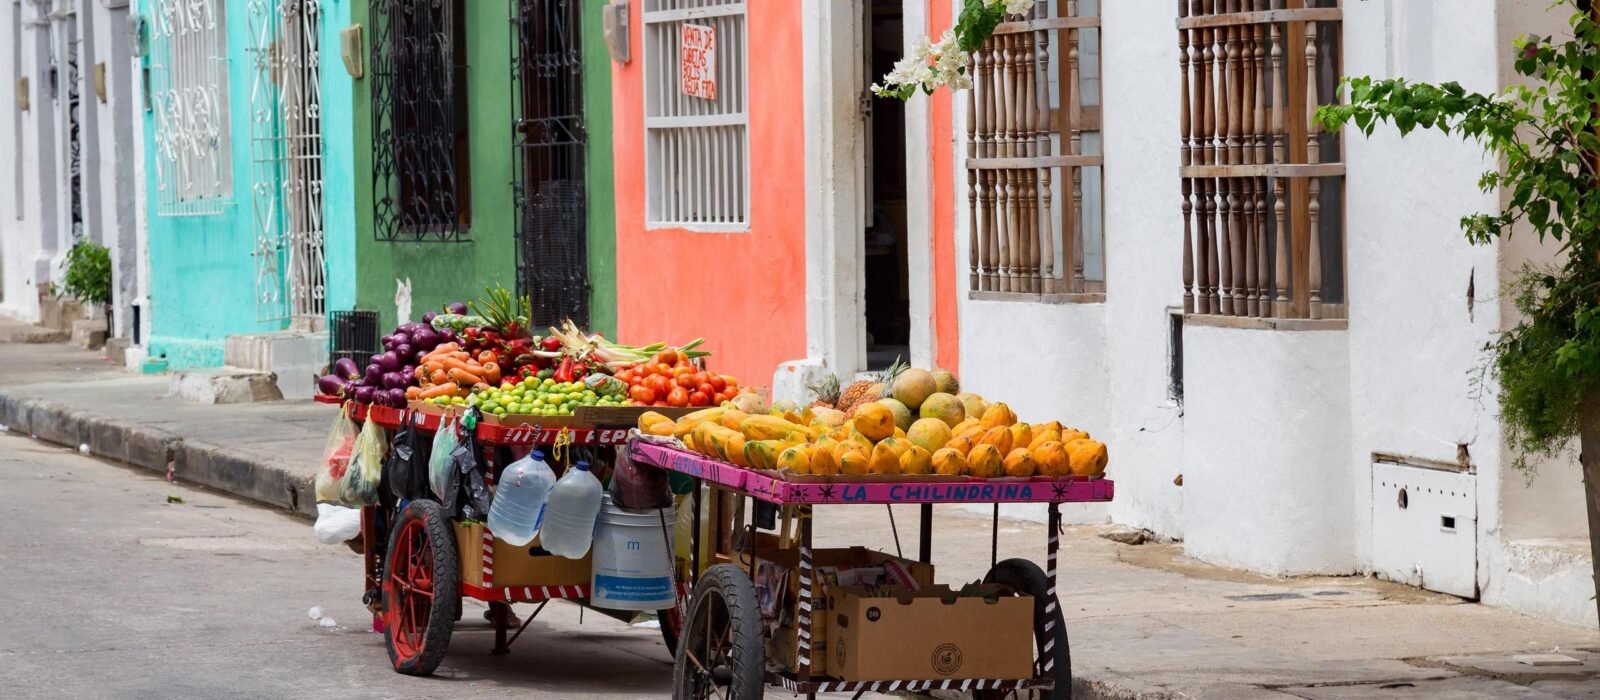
[223,331,328,400]
[168,367,284,404]
[0,323,69,344]
[70,319,107,350]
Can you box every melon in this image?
[891,368,937,409]
[918,392,967,427]
[853,402,896,442]
[879,398,914,431]
[957,392,989,421]
[907,418,953,453]
[932,368,960,395]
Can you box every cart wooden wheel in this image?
[382,500,459,676]
[672,564,764,699]
[977,558,1072,699]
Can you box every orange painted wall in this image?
[611,2,808,388]
[930,0,960,370]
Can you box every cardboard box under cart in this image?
[454,521,591,589]
[827,583,1034,682]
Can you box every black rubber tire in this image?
[981,558,1071,699]
[383,499,459,676]
[673,564,765,699]
[659,604,684,657]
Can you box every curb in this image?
[0,389,317,519]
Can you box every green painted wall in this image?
[352,1,518,331]
[582,1,617,338]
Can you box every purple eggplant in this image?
[364,363,383,383]
[446,301,468,315]
[374,351,401,372]
[421,311,438,324]
[411,328,439,351]
[395,343,415,361]
[381,372,408,390]
[383,388,408,407]
[333,358,362,381]
[391,331,411,348]
[353,385,376,404]
[317,374,351,397]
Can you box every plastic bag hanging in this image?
[385,411,429,501]
[316,403,359,503]
[450,408,493,521]
[341,414,387,507]
[429,416,460,501]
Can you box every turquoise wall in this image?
[320,0,356,316]
[140,0,278,368]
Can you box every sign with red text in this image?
[679,23,717,100]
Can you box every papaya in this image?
[674,407,727,440]
[692,421,723,454]
[1066,439,1108,477]
[900,445,933,475]
[810,446,840,475]
[637,410,674,431]
[1061,429,1090,444]
[832,439,867,464]
[931,448,968,476]
[951,418,981,439]
[744,439,789,471]
[1009,423,1033,451]
[853,402,896,442]
[682,433,700,454]
[846,428,874,450]
[869,439,905,475]
[1003,448,1038,478]
[945,434,977,457]
[1031,440,1069,477]
[809,407,848,430]
[838,447,871,475]
[978,426,1014,455]
[777,445,812,474]
[719,408,750,430]
[967,444,1004,478]
[1037,420,1064,435]
[644,420,676,437]
[893,426,907,440]
[1029,428,1061,450]
[979,402,1018,430]
[720,431,749,467]
[741,414,813,442]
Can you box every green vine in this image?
[1316,3,1600,472]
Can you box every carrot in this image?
[405,386,422,400]
[448,367,484,386]
[477,350,498,365]
[418,382,459,399]
[430,369,449,385]
[437,355,482,375]
[413,366,428,381]
[433,342,460,355]
[481,362,502,385]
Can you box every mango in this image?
[838,447,871,475]
[1003,448,1038,478]
[979,402,1017,430]
[1066,439,1108,477]
[810,446,840,475]
[1032,440,1069,477]
[1009,423,1033,450]
[869,440,905,475]
[900,445,933,475]
[967,444,1004,478]
[777,445,812,474]
[931,448,968,476]
[854,402,896,442]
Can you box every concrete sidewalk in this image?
[1,323,1597,699]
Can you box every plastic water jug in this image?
[539,460,603,559]
[487,450,556,546]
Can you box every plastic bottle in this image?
[539,460,604,558]
[487,450,557,546]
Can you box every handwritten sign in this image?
[679,23,717,100]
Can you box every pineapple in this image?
[839,356,908,415]
[807,374,842,409]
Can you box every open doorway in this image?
[863,0,908,371]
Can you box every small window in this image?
[149,0,233,216]
[370,0,471,242]
[642,0,749,231]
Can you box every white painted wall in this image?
[0,0,56,322]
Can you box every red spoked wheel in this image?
[659,601,686,657]
[382,500,459,675]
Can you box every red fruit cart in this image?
[317,397,690,673]
[625,437,1115,699]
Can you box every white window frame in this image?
[642,0,749,232]
[150,0,232,216]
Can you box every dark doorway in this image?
[864,0,908,370]
[513,0,589,328]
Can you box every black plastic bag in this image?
[449,410,493,521]
[385,411,430,502]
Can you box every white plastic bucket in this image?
[591,495,676,611]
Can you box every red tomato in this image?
[667,386,690,408]
[675,373,697,389]
[653,362,675,377]
[615,369,635,384]
[696,382,716,397]
[709,375,728,392]
[647,375,671,396]
[689,390,711,407]
[630,385,656,404]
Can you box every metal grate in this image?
[512,0,589,328]
[249,0,327,323]
[150,0,233,216]
[370,0,471,242]
[67,31,83,241]
[329,310,380,371]
[642,0,748,230]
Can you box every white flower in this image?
[984,0,1036,15]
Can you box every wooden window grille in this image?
[967,0,1103,299]
[150,0,233,216]
[370,0,471,242]
[1178,0,1345,320]
[643,0,749,231]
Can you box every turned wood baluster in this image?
[1273,176,1289,317]
[1225,4,1242,165]
[1180,1,1191,168]
[981,43,999,292]
[1199,0,1215,165]
[1306,20,1323,317]
[998,33,1015,292]
[1270,15,1287,165]
[1068,19,1086,289]
[1023,23,1041,294]
[967,55,981,291]
[1252,10,1268,164]
[1243,176,1258,317]
[1183,178,1195,313]
[1036,13,1055,292]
